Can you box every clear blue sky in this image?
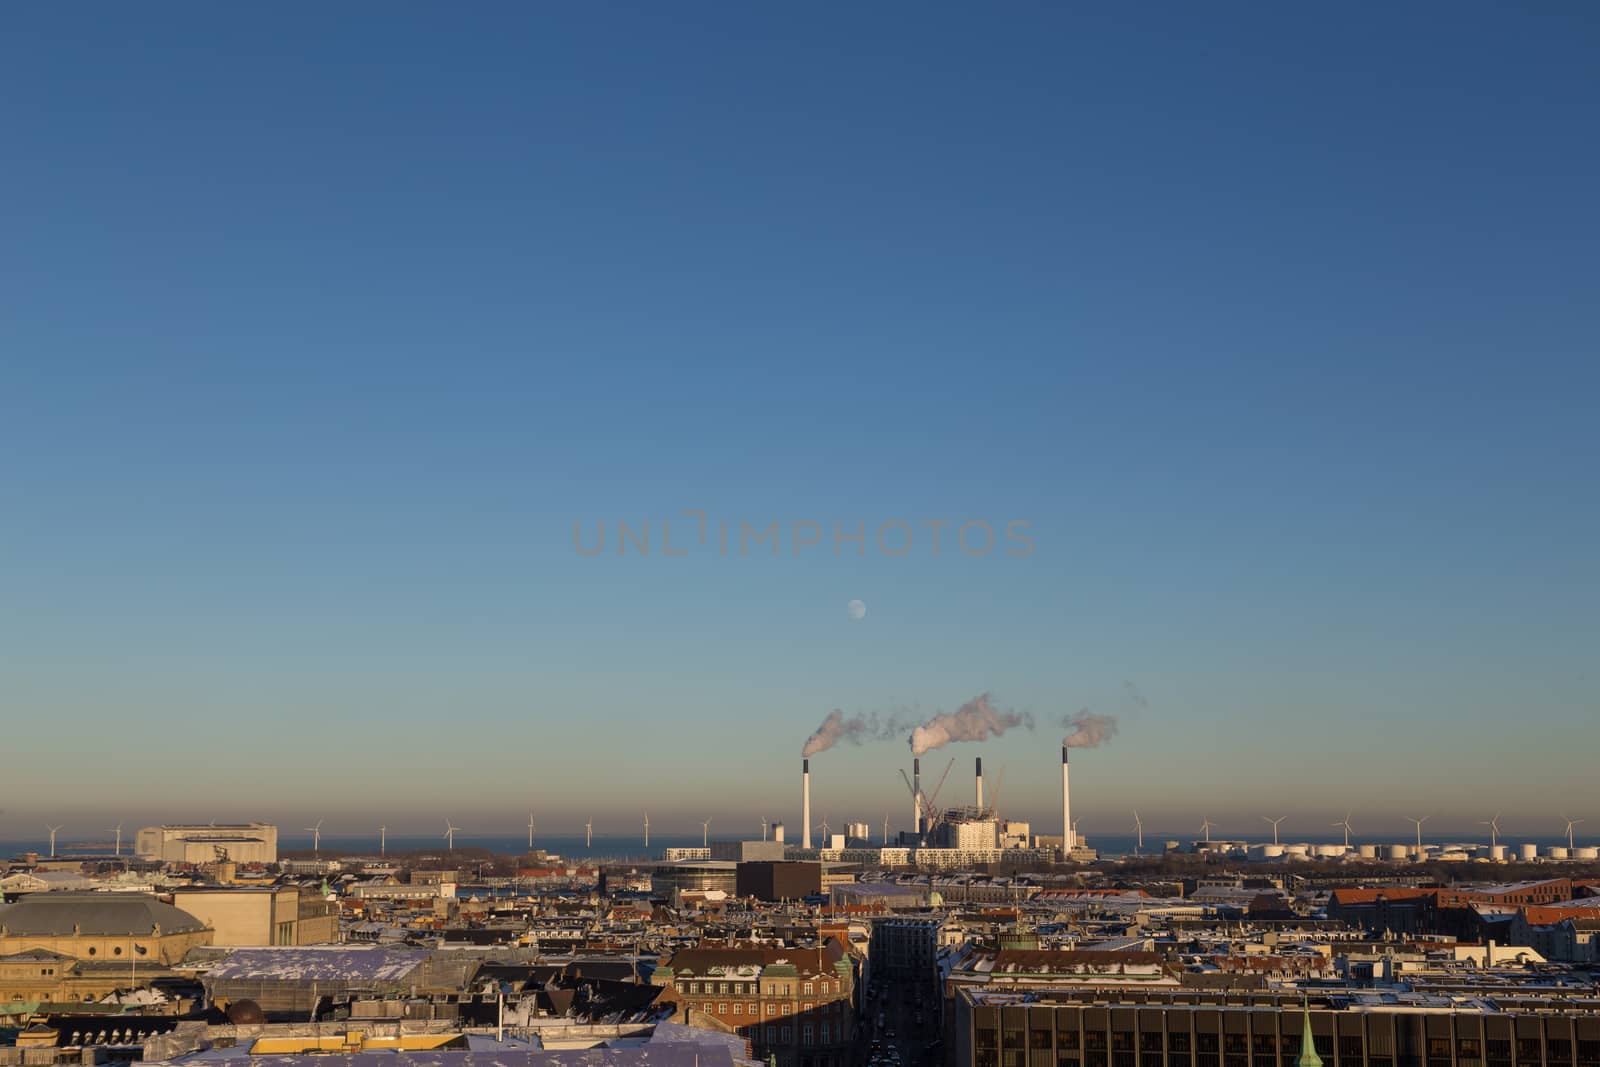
[2,4,1596,843]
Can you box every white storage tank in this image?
[1574,847,1599,861]
[1358,844,1378,859]
[1386,844,1410,861]
[1489,845,1507,862]
[1519,843,1538,860]
[1549,846,1570,860]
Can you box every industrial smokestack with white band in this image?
[1061,745,1073,855]
[913,757,922,836]
[976,756,984,809]
[802,759,812,850]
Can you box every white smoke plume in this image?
[908,693,1033,756]
[1061,710,1118,748]
[802,709,873,757]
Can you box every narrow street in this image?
[858,973,943,1067]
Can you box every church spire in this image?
[1296,1001,1323,1067]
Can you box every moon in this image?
[847,599,867,620]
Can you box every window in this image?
[768,1004,778,1016]
[1059,1031,1081,1051]
[734,1004,743,1015]
[767,1028,777,1043]
[782,1027,793,1043]
[719,1003,727,1015]
[822,1024,830,1044]
[803,1025,815,1046]
[805,982,815,995]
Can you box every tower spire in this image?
[1296,1001,1322,1067]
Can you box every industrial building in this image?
[712,840,787,863]
[134,824,279,865]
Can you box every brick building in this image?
[654,941,856,1067]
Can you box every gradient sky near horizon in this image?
[2,4,1597,843]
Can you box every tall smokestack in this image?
[976,756,984,809]
[913,757,922,836]
[1061,745,1073,855]
[802,759,812,850]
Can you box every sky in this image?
[1,4,1597,843]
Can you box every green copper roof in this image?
[1297,1005,1323,1067]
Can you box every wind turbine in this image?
[527,812,536,850]
[1477,813,1501,851]
[1199,817,1213,844]
[643,812,650,849]
[815,814,831,845]
[109,823,123,857]
[305,820,324,855]
[443,819,462,851]
[701,817,714,848]
[46,824,63,858]
[1261,815,1285,846]
[585,818,593,848]
[1407,815,1430,854]
[883,814,890,845]
[1331,812,1354,849]
[1132,811,1143,856]
[378,826,387,856]
[1562,815,1584,850]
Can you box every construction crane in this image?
[922,757,956,824]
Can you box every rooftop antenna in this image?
[1262,815,1285,847]
[443,818,462,851]
[1477,812,1500,851]
[46,824,63,858]
[1562,815,1584,851]
[1406,815,1430,853]
[304,819,324,855]
[1199,816,1213,844]
[1132,811,1144,855]
[701,817,713,849]
[1332,812,1354,849]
